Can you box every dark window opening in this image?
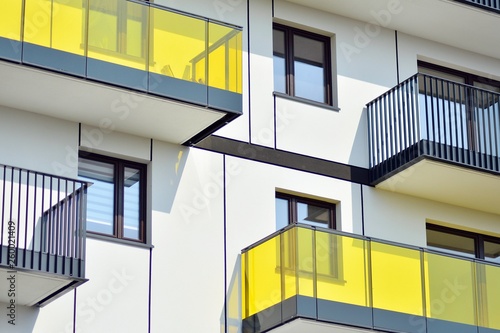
[276,192,336,230]
[273,24,332,105]
[426,224,500,264]
[78,152,147,243]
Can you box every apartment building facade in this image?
[0,0,500,332]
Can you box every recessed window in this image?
[276,193,336,230]
[78,153,147,243]
[426,224,500,264]
[273,24,332,105]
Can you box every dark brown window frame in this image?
[78,152,147,243]
[426,223,500,261]
[418,61,500,89]
[276,192,336,229]
[273,23,333,105]
[276,193,342,281]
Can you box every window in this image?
[276,193,340,279]
[275,193,336,230]
[273,24,332,104]
[78,153,147,243]
[426,224,500,264]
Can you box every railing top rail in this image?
[366,72,500,108]
[126,0,243,30]
[365,73,419,107]
[0,163,92,187]
[241,223,500,269]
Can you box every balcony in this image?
[0,164,89,307]
[0,0,242,145]
[242,224,500,333]
[367,73,500,214]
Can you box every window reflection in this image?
[123,167,141,240]
[78,158,115,235]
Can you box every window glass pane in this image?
[275,197,289,230]
[484,240,500,264]
[273,29,286,94]
[418,66,465,83]
[294,35,324,64]
[78,158,115,235]
[426,228,475,258]
[123,167,141,240]
[297,201,329,228]
[294,60,324,102]
[293,35,325,103]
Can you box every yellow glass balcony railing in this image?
[0,0,242,114]
[242,224,500,333]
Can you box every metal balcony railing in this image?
[367,73,500,183]
[242,224,500,333]
[0,164,88,278]
[455,0,500,13]
[0,0,242,114]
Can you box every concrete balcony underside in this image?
[285,0,500,59]
[0,60,228,145]
[264,318,382,333]
[374,154,500,215]
[0,265,84,307]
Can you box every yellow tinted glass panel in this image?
[316,233,369,307]
[244,235,282,317]
[150,8,206,84]
[228,31,242,93]
[0,0,23,40]
[371,242,423,315]
[241,252,248,318]
[88,0,147,70]
[24,0,85,54]
[296,227,314,297]
[282,227,297,300]
[24,0,53,46]
[52,0,86,55]
[424,252,476,325]
[479,263,500,329]
[208,23,242,93]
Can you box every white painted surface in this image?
[74,238,149,333]
[150,148,225,333]
[80,124,151,162]
[0,106,79,177]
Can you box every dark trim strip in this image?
[223,155,228,333]
[395,30,400,84]
[194,135,370,185]
[36,279,83,307]
[150,139,153,162]
[247,0,252,143]
[148,247,152,333]
[183,113,241,146]
[73,289,77,333]
[361,184,365,236]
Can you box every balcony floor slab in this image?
[0,60,225,145]
[376,157,500,215]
